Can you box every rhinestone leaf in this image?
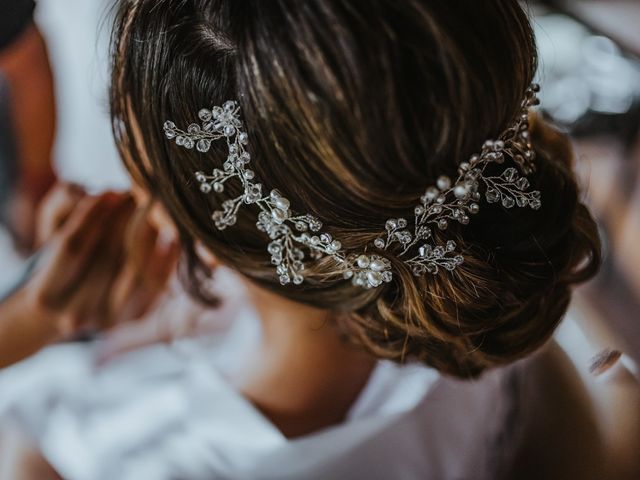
[502,196,516,208]
[196,139,211,153]
[486,188,500,203]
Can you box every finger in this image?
[71,197,136,331]
[35,195,115,307]
[125,204,159,271]
[106,262,141,327]
[108,228,179,325]
[107,238,177,325]
[105,206,158,324]
[146,232,180,292]
[35,182,86,247]
[37,193,132,309]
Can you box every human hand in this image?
[107,201,180,326]
[0,190,132,367]
[0,185,180,368]
[26,191,136,338]
[25,187,179,339]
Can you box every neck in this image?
[237,282,375,438]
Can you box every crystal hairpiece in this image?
[164,84,541,289]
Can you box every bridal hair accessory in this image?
[164,84,541,289]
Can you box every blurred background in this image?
[531,0,640,371]
[0,0,639,472]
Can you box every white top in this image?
[0,283,525,480]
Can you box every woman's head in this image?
[110,0,601,378]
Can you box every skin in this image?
[0,184,179,369]
[0,24,57,251]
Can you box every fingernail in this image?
[157,225,178,254]
[195,241,217,266]
[589,349,622,376]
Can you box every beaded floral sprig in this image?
[164,101,391,288]
[373,84,542,276]
[163,84,541,289]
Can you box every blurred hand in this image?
[24,184,179,340]
[28,190,134,338]
[107,201,180,327]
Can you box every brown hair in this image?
[110,0,601,378]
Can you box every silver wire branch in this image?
[164,85,542,288]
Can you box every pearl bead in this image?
[425,187,439,200]
[437,176,451,190]
[271,208,287,223]
[356,255,370,269]
[275,197,290,210]
[453,184,468,199]
[369,259,385,272]
[367,271,382,287]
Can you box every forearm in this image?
[0,289,58,369]
[0,22,57,251]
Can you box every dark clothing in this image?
[0,73,17,226]
[0,0,36,49]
